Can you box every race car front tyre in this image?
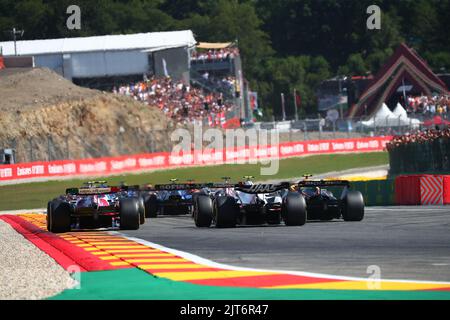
[120,198,140,230]
[194,195,213,227]
[144,194,158,218]
[47,200,71,233]
[214,196,238,228]
[282,193,307,226]
[342,191,365,221]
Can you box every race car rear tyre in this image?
[144,194,158,218]
[47,200,71,233]
[120,198,140,230]
[137,196,146,224]
[283,192,307,226]
[342,191,365,222]
[194,195,213,227]
[214,196,238,228]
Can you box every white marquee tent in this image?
[360,103,421,128]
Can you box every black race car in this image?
[193,178,307,228]
[297,179,364,221]
[140,180,211,218]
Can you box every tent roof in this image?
[349,43,448,118]
[196,42,234,49]
[0,30,197,56]
[360,102,421,127]
[393,103,408,118]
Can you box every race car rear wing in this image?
[297,180,350,188]
[235,182,291,194]
[152,183,212,191]
[66,186,120,195]
[118,185,140,191]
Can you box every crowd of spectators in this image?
[405,94,450,115]
[386,128,450,151]
[113,76,235,126]
[191,48,240,63]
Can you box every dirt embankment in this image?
[0,68,174,162]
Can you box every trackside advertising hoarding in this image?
[0,137,391,182]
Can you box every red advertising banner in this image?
[0,137,392,182]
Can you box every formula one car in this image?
[296,179,364,221]
[193,177,307,228]
[46,181,145,233]
[141,179,210,218]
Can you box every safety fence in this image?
[0,136,390,182]
[389,137,450,174]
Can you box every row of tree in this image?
[1,0,449,119]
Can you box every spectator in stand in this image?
[191,47,240,62]
[405,94,450,116]
[386,128,450,151]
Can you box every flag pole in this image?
[293,89,299,121]
[281,93,286,121]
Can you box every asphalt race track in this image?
[122,206,450,282]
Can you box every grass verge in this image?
[0,152,388,211]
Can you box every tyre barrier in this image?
[350,179,395,206]
[395,175,450,205]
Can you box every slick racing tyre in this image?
[144,194,158,218]
[214,196,238,228]
[282,192,307,226]
[342,191,365,222]
[47,200,71,233]
[194,195,213,227]
[137,196,146,224]
[120,198,140,230]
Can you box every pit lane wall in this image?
[0,136,390,183]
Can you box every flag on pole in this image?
[162,58,169,77]
[295,91,302,109]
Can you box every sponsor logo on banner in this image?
[0,136,391,181]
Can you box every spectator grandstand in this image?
[114,76,236,127]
